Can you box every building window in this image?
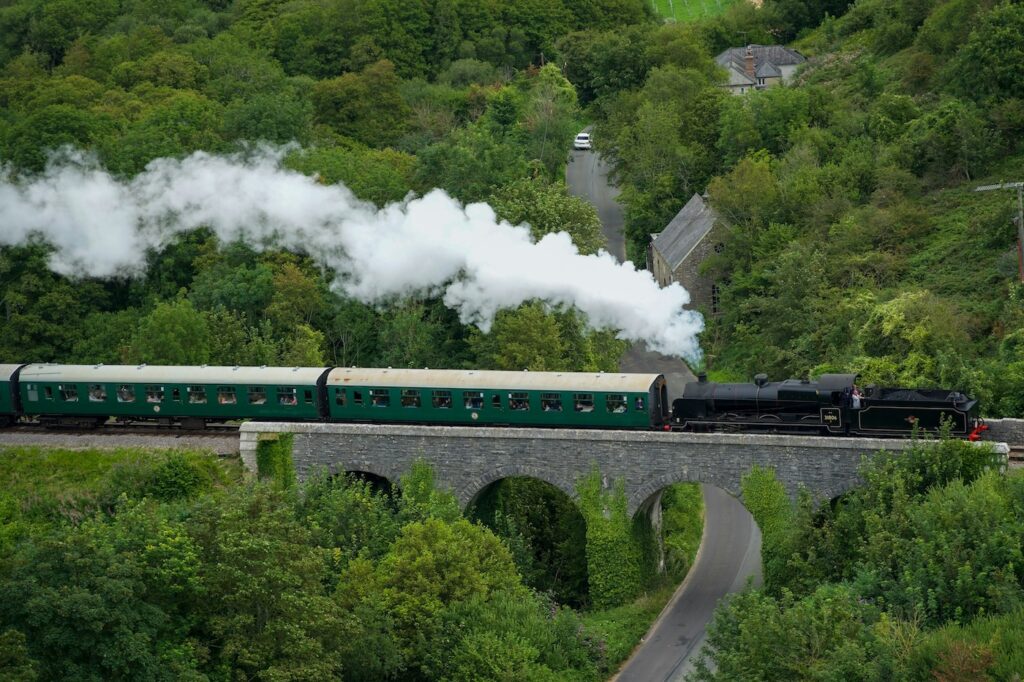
[432,390,452,408]
[401,389,421,408]
[188,386,207,404]
[712,284,721,315]
[541,393,563,412]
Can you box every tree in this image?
[947,3,1024,103]
[127,298,211,365]
[470,302,567,371]
[0,501,205,680]
[311,60,409,148]
[189,485,348,679]
[372,518,523,675]
[415,124,529,202]
[488,177,605,254]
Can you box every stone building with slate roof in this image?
[648,193,724,315]
[715,44,806,95]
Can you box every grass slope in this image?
[650,0,740,22]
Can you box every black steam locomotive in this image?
[672,373,985,439]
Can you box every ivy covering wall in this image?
[256,432,296,489]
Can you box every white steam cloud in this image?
[0,148,704,360]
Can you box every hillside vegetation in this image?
[580,0,1024,413]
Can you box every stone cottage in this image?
[715,44,806,95]
[648,193,723,315]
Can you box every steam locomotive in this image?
[0,363,985,439]
[672,373,986,439]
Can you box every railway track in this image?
[1,421,240,437]
[0,421,241,455]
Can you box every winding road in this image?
[566,144,762,680]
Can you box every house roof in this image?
[651,193,718,271]
[715,45,805,83]
[756,61,782,78]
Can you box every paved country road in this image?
[566,145,627,262]
[566,143,762,681]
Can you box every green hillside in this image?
[584,0,1024,414]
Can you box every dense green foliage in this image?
[691,439,1023,679]
[3,448,668,680]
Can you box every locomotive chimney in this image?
[754,373,768,387]
[698,372,707,383]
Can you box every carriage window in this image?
[188,386,207,404]
[117,385,134,402]
[60,385,78,402]
[574,393,594,413]
[491,394,502,410]
[248,387,267,405]
[541,393,563,412]
[635,396,645,410]
[172,388,181,402]
[44,386,53,400]
[432,390,452,409]
[370,389,390,407]
[88,384,107,402]
[27,386,38,402]
[353,390,363,406]
[217,387,237,405]
[304,389,313,404]
[606,394,627,413]
[401,389,421,408]
[464,391,484,409]
[509,392,530,411]
[333,388,346,406]
[278,387,298,406]
[145,385,164,403]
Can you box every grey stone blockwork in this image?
[239,423,1010,516]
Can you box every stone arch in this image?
[628,468,742,517]
[339,469,396,496]
[458,463,577,512]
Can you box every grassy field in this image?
[650,0,739,22]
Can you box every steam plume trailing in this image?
[0,148,704,361]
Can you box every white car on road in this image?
[573,132,592,150]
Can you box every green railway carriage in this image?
[0,364,25,426]
[325,368,669,429]
[17,364,330,425]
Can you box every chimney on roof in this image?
[744,45,755,80]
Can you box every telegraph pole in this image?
[975,181,1024,282]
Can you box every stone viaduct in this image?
[239,422,1011,516]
